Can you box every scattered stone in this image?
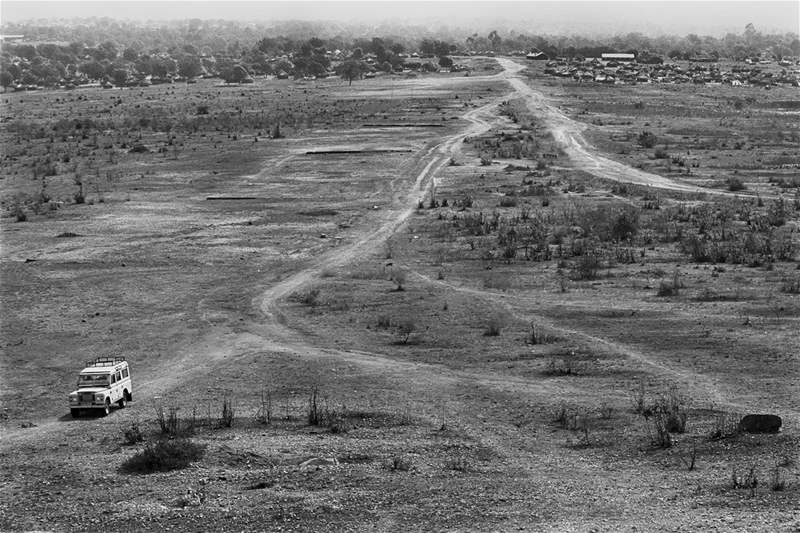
[738,414,782,434]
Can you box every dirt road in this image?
[496,58,759,197]
[0,57,776,447]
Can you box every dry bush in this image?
[306,387,350,432]
[637,130,657,148]
[645,387,688,448]
[122,422,144,445]
[385,456,413,472]
[726,176,746,191]
[542,357,579,376]
[394,317,417,344]
[781,276,800,294]
[709,411,741,440]
[121,439,205,474]
[292,288,321,306]
[154,403,181,436]
[254,388,272,425]
[657,269,683,297]
[771,466,787,491]
[484,314,506,336]
[390,268,407,291]
[570,252,602,281]
[220,396,235,428]
[731,465,759,496]
[526,322,557,345]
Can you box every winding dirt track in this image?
[496,58,767,198]
[1,57,772,447]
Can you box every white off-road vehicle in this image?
[68,357,132,417]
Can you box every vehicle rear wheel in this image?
[102,400,111,416]
[118,397,127,409]
[71,409,81,418]
[124,390,132,402]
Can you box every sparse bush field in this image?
[2,52,798,533]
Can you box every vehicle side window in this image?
[122,368,128,378]
[111,373,116,384]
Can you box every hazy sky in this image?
[1,1,798,36]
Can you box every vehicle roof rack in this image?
[85,356,126,368]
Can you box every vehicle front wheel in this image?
[71,409,81,418]
[118,397,127,409]
[102,400,111,416]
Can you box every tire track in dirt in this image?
[0,75,513,447]
[409,271,743,410]
[256,98,507,321]
[497,58,771,199]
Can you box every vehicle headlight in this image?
[69,395,77,403]
[94,394,105,401]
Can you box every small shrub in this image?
[390,268,407,291]
[307,387,322,426]
[375,314,392,329]
[709,411,740,440]
[646,387,688,448]
[13,204,27,222]
[499,196,517,208]
[395,317,416,344]
[386,456,412,471]
[129,144,149,153]
[732,465,758,496]
[543,357,579,376]
[484,314,505,336]
[570,253,601,281]
[155,404,181,436]
[527,322,556,345]
[657,269,682,297]
[122,422,144,445]
[771,466,787,491]
[654,147,669,159]
[649,410,673,448]
[255,388,272,425]
[680,443,698,471]
[638,130,657,148]
[121,439,205,474]
[294,288,320,306]
[781,276,800,294]
[598,404,614,420]
[656,387,688,433]
[220,396,235,428]
[553,404,573,428]
[726,177,746,191]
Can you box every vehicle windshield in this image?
[78,373,109,388]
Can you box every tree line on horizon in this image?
[1,18,797,88]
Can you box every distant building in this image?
[526,51,548,60]
[602,53,635,63]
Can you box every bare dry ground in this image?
[1,57,799,532]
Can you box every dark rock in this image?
[739,414,782,434]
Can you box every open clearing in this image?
[1,57,799,532]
